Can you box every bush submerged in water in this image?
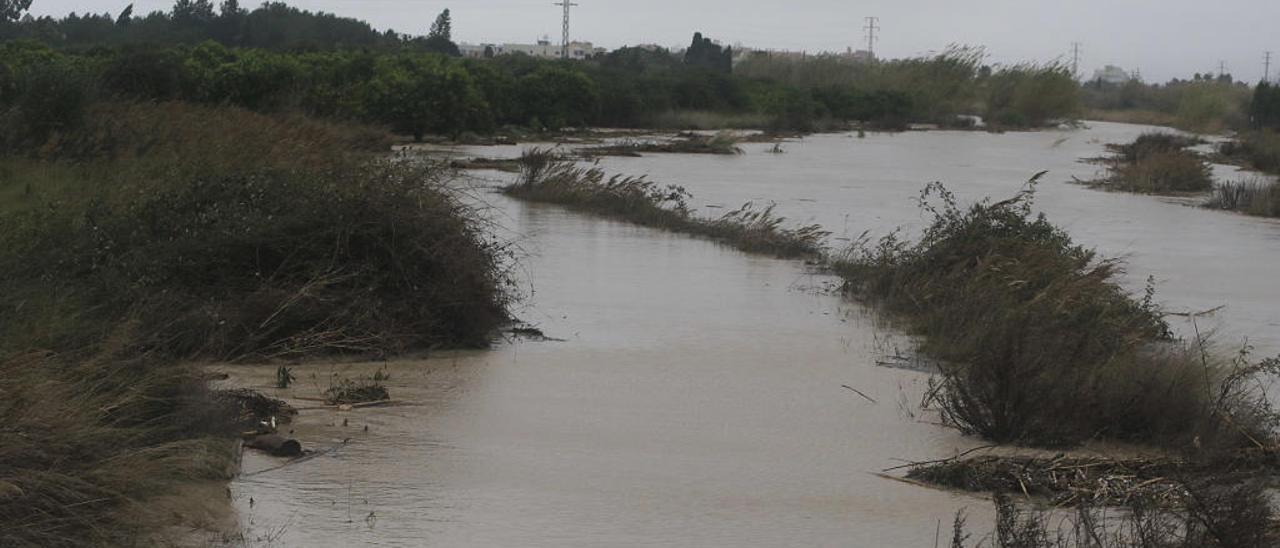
[834,179,1269,447]
[1205,178,1280,218]
[505,148,827,258]
[1090,132,1214,194]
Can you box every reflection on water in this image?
[229,122,1280,546]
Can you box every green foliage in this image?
[0,4,1088,136]
[517,65,599,129]
[1093,133,1214,194]
[276,365,295,388]
[0,44,92,146]
[684,32,732,73]
[0,0,32,22]
[1205,177,1280,218]
[0,102,510,360]
[1083,78,1251,133]
[428,8,451,41]
[1249,82,1280,130]
[506,149,828,258]
[363,54,488,139]
[833,181,1231,446]
[983,63,1079,127]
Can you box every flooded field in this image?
[227,122,1280,546]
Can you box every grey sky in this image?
[28,0,1280,83]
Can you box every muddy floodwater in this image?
[226,122,1280,546]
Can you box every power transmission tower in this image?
[1219,60,1228,79]
[1070,42,1081,79]
[554,0,578,59]
[863,16,879,60]
[1265,51,1273,83]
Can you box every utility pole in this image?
[1070,42,1081,79]
[553,0,578,59]
[1265,51,1273,83]
[863,16,879,60]
[1219,60,1228,79]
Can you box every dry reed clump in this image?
[1205,178,1280,218]
[1085,133,1213,194]
[0,102,511,361]
[833,179,1276,448]
[0,344,246,547]
[505,148,827,258]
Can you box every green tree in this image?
[428,8,451,41]
[363,55,489,139]
[0,0,32,22]
[419,9,459,56]
[517,65,599,129]
[173,0,216,24]
[116,4,134,25]
[684,32,731,73]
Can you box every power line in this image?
[863,16,879,60]
[553,0,578,59]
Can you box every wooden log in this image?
[245,434,303,457]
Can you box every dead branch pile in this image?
[907,450,1280,507]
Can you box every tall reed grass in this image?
[0,102,513,544]
[0,102,510,360]
[505,149,827,258]
[833,179,1272,447]
[1204,178,1280,218]
[1091,133,1214,194]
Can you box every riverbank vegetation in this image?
[505,150,826,258]
[0,99,511,544]
[1,102,510,359]
[2,2,1080,139]
[1205,178,1280,218]
[1085,133,1214,194]
[840,182,1280,541]
[735,48,1079,129]
[1082,76,1251,134]
[833,180,1275,449]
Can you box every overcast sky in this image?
[28,0,1280,82]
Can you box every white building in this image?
[459,38,605,60]
[1092,65,1132,85]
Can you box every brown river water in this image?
[223,122,1280,546]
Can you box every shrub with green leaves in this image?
[0,102,510,360]
[834,180,1244,446]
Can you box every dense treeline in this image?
[735,47,1080,128]
[0,0,405,50]
[1081,76,1252,133]
[1250,82,1280,130]
[2,1,1082,139]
